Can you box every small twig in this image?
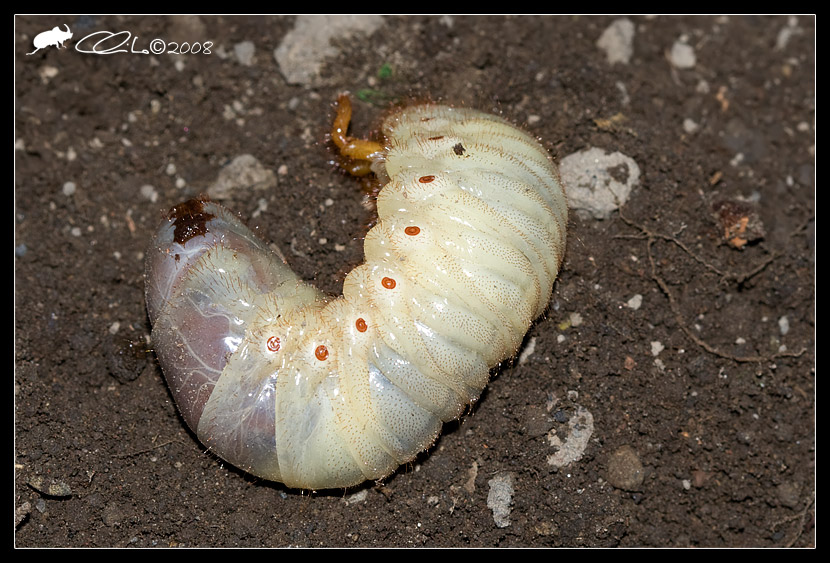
[618,209,769,284]
[618,206,809,364]
[771,495,814,547]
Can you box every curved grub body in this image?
[145,103,568,489]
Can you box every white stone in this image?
[487,473,515,528]
[669,40,696,69]
[651,341,665,356]
[275,15,384,86]
[234,41,255,66]
[207,154,277,199]
[547,406,594,468]
[559,147,641,219]
[597,18,635,65]
[626,294,642,310]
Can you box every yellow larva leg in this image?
[331,93,384,177]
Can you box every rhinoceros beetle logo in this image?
[26,24,73,55]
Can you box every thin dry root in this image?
[332,93,384,176]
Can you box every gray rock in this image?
[487,472,515,528]
[559,147,640,219]
[207,154,277,199]
[668,40,696,69]
[275,15,384,86]
[597,18,635,65]
[234,41,255,66]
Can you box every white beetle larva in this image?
[145,95,567,489]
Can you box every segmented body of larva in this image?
[145,97,567,489]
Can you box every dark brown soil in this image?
[15,15,814,547]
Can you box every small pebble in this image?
[207,154,277,199]
[547,406,594,468]
[683,118,699,134]
[487,472,515,528]
[669,40,696,68]
[518,336,536,365]
[15,502,31,527]
[234,41,255,66]
[596,18,635,65]
[626,294,642,310]
[651,341,664,356]
[39,65,59,80]
[102,502,126,526]
[776,481,801,509]
[140,184,158,202]
[28,475,72,497]
[606,445,644,491]
[343,489,368,505]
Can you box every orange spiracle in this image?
[315,345,329,361]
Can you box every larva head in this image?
[144,197,217,325]
[167,197,216,245]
